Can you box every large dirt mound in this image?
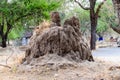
[23,13,94,64]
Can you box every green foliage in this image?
[97,20,108,33]
[59,5,90,32]
[97,1,115,33]
[8,29,21,39]
[0,0,61,40]
[57,0,90,32]
[8,25,25,39]
[78,9,90,32]
[58,0,116,35]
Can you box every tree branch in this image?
[110,24,120,34]
[95,0,107,17]
[1,14,4,33]
[15,13,33,22]
[74,0,90,10]
[0,25,2,36]
[5,20,12,38]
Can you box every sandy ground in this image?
[0,46,120,80]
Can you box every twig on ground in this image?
[6,47,14,65]
[0,64,11,68]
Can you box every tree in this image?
[74,0,106,50]
[0,0,60,48]
[97,1,115,35]
[111,0,120,34]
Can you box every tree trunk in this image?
[0,28,9,48]
[90,0,97,50]
[1,36,7,48]
[90,12,97,50]
[90,24,97,50]
[0,16,12,48]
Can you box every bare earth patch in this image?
[0,47,120,80]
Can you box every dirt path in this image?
[1,59,120,80]
[93,47,120,63]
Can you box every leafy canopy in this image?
[0,0,61,40]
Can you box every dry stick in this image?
[0,45,21,69]
[4,46,21,69]
[6,46,21,65]
[6,47,14,65]
[0,47,14,69]
[0,47,13,68]
[0,64,11,68]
